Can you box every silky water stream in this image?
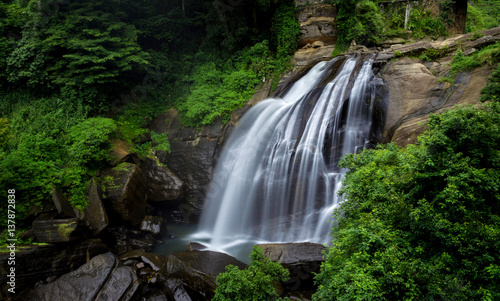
[171,55,382,260]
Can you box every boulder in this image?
[32,218,87,243]
[26,253,139,301]
[160,250,247,300]
[82,178,108,235]
[141,157,185,204]
[102,162,147,225]
[140,215,163,236]
[51,187,75,218]
[187,242,208,252]
[0,239,107,299]
[258,242,327,292]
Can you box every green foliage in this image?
[271,0,301,63]
[466,0,500,33]
[334,0,383,54]
[314,103,500,300]
[214,246,290,301]
[67,118,117,170]
[134,131,171,159]
[408,8,447,40]
[334,0,357,52]
[448,43,500,79]
[480,63,500,102]
[6,0,149,108]
[0,2,24,88]
[0,93,89,224]
[177,40,278,126]
[0,118,11,149]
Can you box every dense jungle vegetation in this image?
[0,0,301,227]
[1,0,500,299]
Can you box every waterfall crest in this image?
[195,56,379,255]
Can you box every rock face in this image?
[103,162,147,225]
[259,243,326,292]
[296,4,337,47]
[160,250,248,300]
[380,58,494,147]
[151,109,223,222]
[0,239,107,300]
[141,157,185,204]
[26,252,139,301]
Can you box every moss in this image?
[57,223,76,241]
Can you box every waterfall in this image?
[194,55,379,255]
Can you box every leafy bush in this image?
[334,0,383,54]
[481,64,500,103]
[214,246,290,301]
[177,41,278,127]
[67,118,117,170]
[448,43,500,79]
[0,94,89,224]
[408,8,447,39]
[466,0,500,32]
[314,103,500,300]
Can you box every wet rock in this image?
[187,242,207,252]
[32,218,87,243]
[141,253,167,272]
[82,178,108,235]
[0,239,107,299]
[151,109,223,221]
[51,187,75,218]
[160,250,248,300]
[103,162,147,225]
[139,267,153,276]
[141,158,185,204]
[26,252,139,301]
[129,236,155,250]
[140,215,163,236]
[258,243,326,292]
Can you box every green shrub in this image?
[67,117,117,170]
[177,41,277,127]
[0,94,89,224]
[333,0,383,54]
[314,103,500,300]
[448,43,500,79]
[480,64,500,103]
[408,8,447,39]
[214,246,290,301]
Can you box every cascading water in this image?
[194,55,379,257]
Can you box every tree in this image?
[6,0,149,108]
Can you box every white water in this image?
[193,56,377,256]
